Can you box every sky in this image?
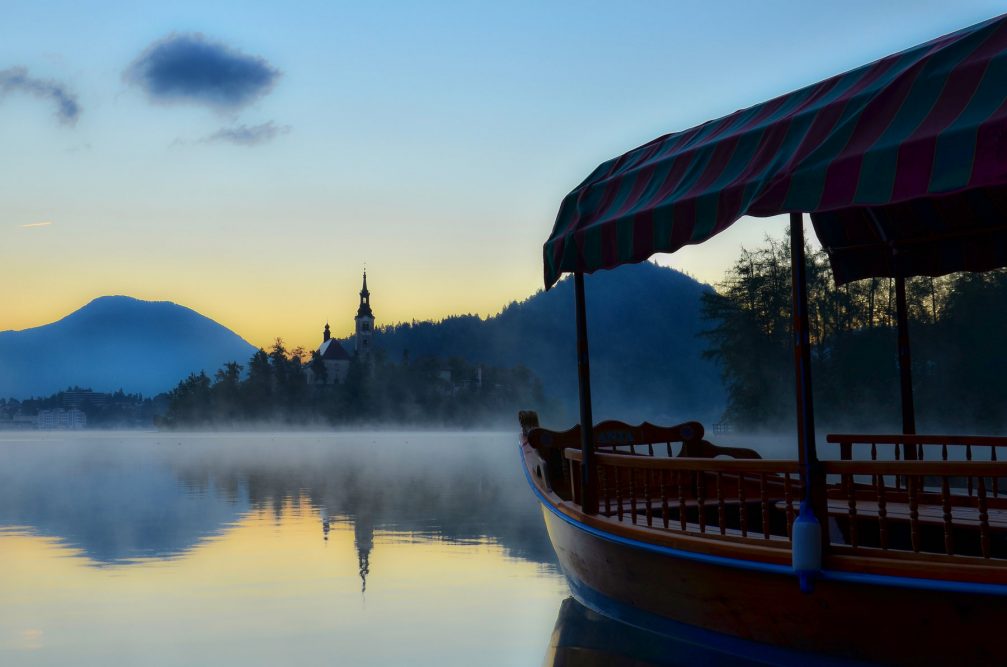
[1,1,1005,350]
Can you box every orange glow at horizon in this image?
[1,237,551,354]
[0,259,545,353]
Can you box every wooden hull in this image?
[525,446,1007,666]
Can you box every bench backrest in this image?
[526,419,705,452]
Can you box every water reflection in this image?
[0,498,565,665]
[544,597,856,667]
[0,431,555,567]
[354,514,373,593]
[0,436,248,563]
[546,597,703,667]
[0,432,569,666]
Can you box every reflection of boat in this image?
[543,597,861,667]
[521,14,1007,666]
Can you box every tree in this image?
[244,348,272,417]
[309,350,328,386]
[212,362,243,421]
[701,238,794,427]
[164,371,212,426]
[702,233,1007,431]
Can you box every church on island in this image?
[305,271,375,385]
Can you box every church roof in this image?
[318,338,350,361]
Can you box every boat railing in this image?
[563,448,1007,563]
[827,433,1007,464]
[821,459,1007,561]
[564,448,802,545]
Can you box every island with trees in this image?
[158,341,549,429]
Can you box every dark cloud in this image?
[124,33,280,110]
[0,66,80,124]
[202,121,290,146]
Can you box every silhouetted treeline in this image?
[1,387,166,427]
[158,340,549,428]
[702,235,1007,432]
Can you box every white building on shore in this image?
[37,408,87,430]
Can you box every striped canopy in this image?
[543,14,1007,288]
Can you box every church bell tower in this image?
[354,270,375,357]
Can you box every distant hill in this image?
[0,296,256,399]
[345,262,725,425]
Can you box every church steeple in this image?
[354,269,375,357]
[356,270,373,318]
[323,322,331,342]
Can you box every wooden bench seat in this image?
[775,498,1007,530]
[599,496,761,516]
[825,499,1007,530]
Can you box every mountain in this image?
[346,262,725,424]
[0,296,256,399]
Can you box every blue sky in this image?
[1,1,1004,348]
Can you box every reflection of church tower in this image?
[354,515,374,593]
[354,270,375,358]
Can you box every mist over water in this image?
[0,431,555,565]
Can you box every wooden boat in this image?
[520,14,1007,666]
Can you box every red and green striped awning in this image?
[544,14,1007,288]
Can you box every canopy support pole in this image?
[790,214,819,479]
[574,272,598,515]
[865,210,918,451]
[789,213,828,548]
[894,269,918,457]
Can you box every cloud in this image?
[0,67,80,124]
[124,33,280,110]
[19,221,53,228]
[202,121,290,146]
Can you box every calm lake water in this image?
[0,430,829,666]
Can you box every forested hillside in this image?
[346,262,725,425]
[702,235,1007,432]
